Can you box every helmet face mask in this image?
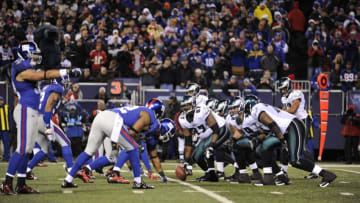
[206,98,218,111]
[278,77,292,96]
[181,95,196,122]
[159,118,176,142]
[185,83,200,97]
[215,100,228,116]
[244,95,259,115]
[18,42,42,66]
[228,96,244,116]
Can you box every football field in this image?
[0,161,359,203]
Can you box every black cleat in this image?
[225,170,240,182]
[61,180,78,188]
[1,183,16,195]
[26,171,38,180]
[254,174,275,186]
[275,174,291,186]
[197,171,218,182]
[319,170,337,188]
[250,170,263,180]
[238,174,251,183]
[95,167,104,176]
[15,184,39,194]
[132,181,155,189]
[304,172,319,179]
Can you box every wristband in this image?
[59,69,68,78]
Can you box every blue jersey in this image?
[38,84,64,114]
[110,106,160,135]
[11,58,40,109]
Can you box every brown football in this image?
[175,165,186,181]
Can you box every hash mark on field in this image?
[339,181,350,184]
[132,190,144,194]
[340,192,354,196]
[63,190,73,194]
[168,177,233,203]
[332,169,360,174]
[270,192,284,195]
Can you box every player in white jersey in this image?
[243,95,337,187]
[225,97,262,183]
[179,96,230,182]
[279,77,317,179]
[185,83,208,106]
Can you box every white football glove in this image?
[45,128,55,142]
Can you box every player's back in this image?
[38,83,64,114]
[110,106,156,127]
[11,58,40,109]
[288,90,307,120]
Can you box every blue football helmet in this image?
[244,95,259,115]
[17,41,42,66]
[145,98,165,119]
[159,118,176,142]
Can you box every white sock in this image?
[26,167,31,173]
[17,173,26,178]
[239,169,248,174]
[263,167,272,174]
[234,162,239,168]
[207,168,215,172]
[216,162,224,172]
[282,165,288,173]
[312,165,322,176]
[65,175,74,182]
[86,165,92,171]
[276,171,284,177]
[249,162,258,170]
[67,167,72,173]
[179,154,184,160]
[113,166,121,172]
[134,177,141,184]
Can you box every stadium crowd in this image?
[0,0,359,92]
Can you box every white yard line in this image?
[167,177,233,203]
[132,190,144,194]
[331,169,360,174]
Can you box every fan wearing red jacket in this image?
[89,42,107,75]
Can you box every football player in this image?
[226,97,263,184]
[179,96,230,182]
[278,77,318,179]
[243,95,337,187]
[26,79,74,180]
[1,41,81,195]
[185,83,208,105]
[61,102,163,189]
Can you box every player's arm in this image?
[285,99,300,114]
[16,69,69,81]
[206,112,220,145]
[229,125,244,140]
[183,127,193,162]
[258,112,284,140]
[128,110,151,142]
[43,92,61,130]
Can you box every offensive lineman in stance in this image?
[61,102,163,189]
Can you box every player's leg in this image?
[107,149,131,184]
[233,138,252,183]
[53,122,73,172]
[287,119,336,187]
[215,147,226,179]
[244,148,262,180]
[26,138,48,180]
[140,141,159,181]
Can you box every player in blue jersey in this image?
[26,80,75,180]
[61,99,165,189]
[1,41,81,195]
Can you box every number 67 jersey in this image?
[179,103,225,134]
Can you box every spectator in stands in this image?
[257,70,274,90]
[90,42,107,76]
[71,38,89,69]
[341,105,360,164]
[131,46,145,76]
[247,41,264,83]
[202,46,217,72]
[121,85,132,100]
[116,44,133,77]
[108,36,122,60]
[95,67,112,83]
[340,61,358,92]
[192,68,207,89]
[159,57,175,91]
[330,61,342,90]
[287,1,305,33]
[307,40,324,80]
[0,96,10,162]
[78,68,94,82]
[209,77,224,98]
[140,58,159,89]
[60,53,72,69]
[0,42,14,67]
[242,78,258,95]
[176,57,192,90]
[273,32,288,55]
[107,59,120,78]
[229,39,248,79]
[254,1,273,25]
[66,83,83,101]
[344,29,359,62]
[223,75,239,97]
[94,87,109,104]
[260,44,282,80]
[165,96,180,120]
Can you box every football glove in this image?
[45,128,55,142]
[205,146,214,159]
[69,68,82,77]
[183,162,193,176]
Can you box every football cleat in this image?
[77,170,93,183]
[225,170,240,182]
[61,180,78,188]
[107,173,130,184]
[1,183,16,195]
[216,171,225,179]
[250,170,263,181]
[15,184,39,194]
[196,171,218,182]
[275,174,291,186]
[238,174,251,183]
[105,167,113,177]
[132,181,155,189]
[95,167,105,176]
[254,174,275,186]
[319,170,337,188]
[304,172,319,179]
[148,171,161,181]
[26,171,38,180]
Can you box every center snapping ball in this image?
[175,165,186,181]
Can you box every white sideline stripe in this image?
[132,190,144,194]
[340,192,354,196]
[168,177,233,203]
[332,169,360,174]
[339,181,350,184]
[270,192,284,195]
[63,190,73,194]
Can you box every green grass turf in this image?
[0,161,359,203]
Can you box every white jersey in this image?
[196,95,208,106]
[249,103,295,134]
[179,103,225,135]
[226,114,269,137]
[281,90,308,120]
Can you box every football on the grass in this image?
[175,165,186,181]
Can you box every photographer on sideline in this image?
[341,105,360,164]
